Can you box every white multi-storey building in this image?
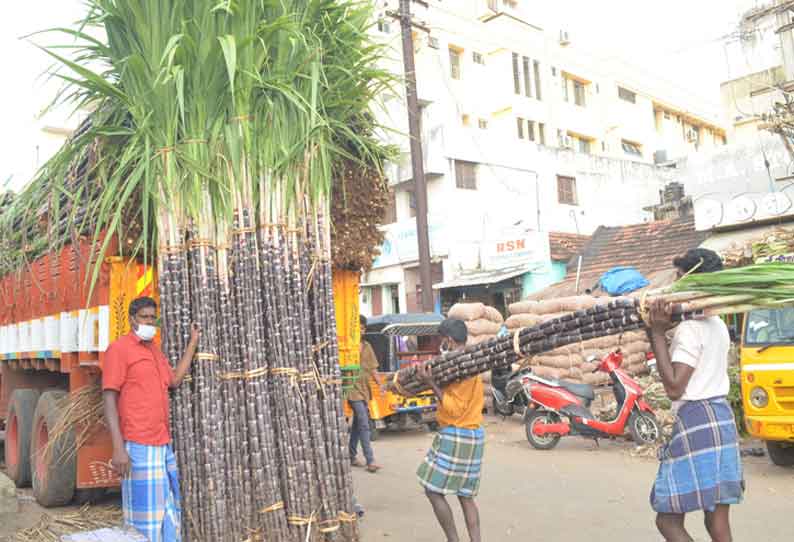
[361,1,727,315]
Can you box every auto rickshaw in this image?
[343,313,443,439]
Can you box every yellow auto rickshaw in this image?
[343,314,443,439]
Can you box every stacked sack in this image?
[447,302,506,407]
[506,296,652,386]
[448,302,504,347]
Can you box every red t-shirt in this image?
[102,333,175,446]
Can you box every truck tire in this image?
[766,441,794,467]
[31,391,76,507]
[5,389,41,487]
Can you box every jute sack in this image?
[466,319,502,337]
[484,306,504,324]
[448,302,486,322]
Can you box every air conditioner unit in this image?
[560,135,574,149]
[428,36,440,49]
[559,30,571,46]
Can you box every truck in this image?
[1,237,359,506]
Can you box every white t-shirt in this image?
[670,317,730,402]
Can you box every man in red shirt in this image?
[103,296,199,542]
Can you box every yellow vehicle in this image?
[357,314,443,439]
[741,306,794,466]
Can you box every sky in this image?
[0,0,768,192]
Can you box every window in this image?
[488,0,499,11]
[478,118,488,129]
[449,48,461,80]
[522,56,532,98]
[455,160,477,190]
[573,80,586,106]
[618,86,636,104]
[557,175,577,205]
[664,112,671,120]
[383,189,397,224]
[517,117,525,139]
[538,123,546,145]
[534,61,542,99]
[377,19,391,33]
[562,74,569,102]
[578,137,591,154]
[408,189,417,218]
[551,66,557,76]
[512,53,521,94]
[473,52,485,65]
[461,114,471,126]
[622,140,642,157]
[527,120,536,142]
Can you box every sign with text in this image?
[372,216,448,269]
[481,232,550,271]
[694,186,794,231]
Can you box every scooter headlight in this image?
[750,386,769,408]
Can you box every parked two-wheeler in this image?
[522,350,660,450]
[490,365,531,417]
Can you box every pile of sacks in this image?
[506,296,652,386]
[448,302,504,347]
[447,302,506,406]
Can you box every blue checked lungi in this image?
[122,442,182,542]
[651,398,744,514]
[417,426,485,498]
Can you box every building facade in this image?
[361,0,725,316]
[720,1,794,143]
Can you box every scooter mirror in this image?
[585,354,598,364]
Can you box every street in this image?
[355,415,793,542]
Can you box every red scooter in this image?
[523,350,660,450]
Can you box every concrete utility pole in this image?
[391,0,434,313]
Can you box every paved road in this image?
[354,415,793,542]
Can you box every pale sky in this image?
[0,0,766,192]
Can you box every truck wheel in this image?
[766,441,794,467]
[5,389,41,487]
[31,391,76,507]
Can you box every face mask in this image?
[135,324,157,342]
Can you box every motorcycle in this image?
[490,365,531,417]
[522,349,661,450]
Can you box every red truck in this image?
[1,237,156,506]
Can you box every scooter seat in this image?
[558,380,595,401]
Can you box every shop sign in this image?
[372,216,448,269]
[695,187,794,231]
[481,231,550,271]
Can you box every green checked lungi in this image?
[417,426,485,498]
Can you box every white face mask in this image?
[135,324,158,342]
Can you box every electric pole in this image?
[392,0,434,313]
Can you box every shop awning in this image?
[433,264,538,290]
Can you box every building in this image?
[361,0,724,316]
[720,1,794,143]
[523,216,711,301]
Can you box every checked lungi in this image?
[417,426,485,498]
[122,442,182,542]
[651,398,744,514]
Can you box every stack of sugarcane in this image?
[391,264,794,396]
[25,1,395,541]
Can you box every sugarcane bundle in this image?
[390,263,794,396]
[26,1,394,541]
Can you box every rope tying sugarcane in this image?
[195,352,219,362]
[318,519,341,533]
[189,238,215,249]
[232,226,257,235]
[259,500,284,513]
[338,511,358,523]
[513,327,525,357]
[159,244,188,255]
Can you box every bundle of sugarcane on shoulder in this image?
[389,261,794,396]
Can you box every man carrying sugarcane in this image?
[646,248,744,542]
[103,297,201,542]
[416,318,484,542]
[348,315,383,473]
